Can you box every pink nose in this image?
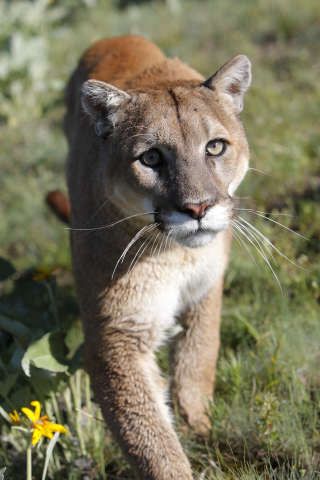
[183,201,212,219]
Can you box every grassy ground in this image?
[0,0,320,478]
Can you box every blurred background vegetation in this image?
[0,0,319,478]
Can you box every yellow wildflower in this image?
[21,401,69,445]
[9,409,20,424]
[32,267,56,281]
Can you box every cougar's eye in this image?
[206,139,227,157]
[140,149,162,168]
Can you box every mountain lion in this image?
[62,35,251,479]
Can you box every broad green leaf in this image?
[64,319,84,359]
[21,332,68,377]
[29,369,65,400]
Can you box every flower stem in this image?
[26,444,32,480]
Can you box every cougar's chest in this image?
[149,231,228,322]
[105,232,228,347]
[174,246,224,314]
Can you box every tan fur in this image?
[64,35,251,479]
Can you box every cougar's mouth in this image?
[154,206,230,248]
[173,228,218,248]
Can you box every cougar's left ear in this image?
[81,79,131,137]
[203,55,251,113]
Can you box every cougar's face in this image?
[81,56,251,248]
[103,86,249,248]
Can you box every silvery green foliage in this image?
[0,0,96,125]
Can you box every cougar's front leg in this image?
[172,281,223,436]
[85,325,193,480]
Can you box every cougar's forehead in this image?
[126,85,239,151]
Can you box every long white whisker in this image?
[238,216,305,270]
[67,211,157,232]
[237,218,277,265]
[235,219,282,290]
[253,211,307,239]
[128,233,156,275]
[157,233,167,257]
[235,210,306,240]
[150,232,161,257]
[120,224,156,265]
[111,224,154,279]
[158,229,171,256]
[232,227,242,248]
[232,222,258,266]
[237,219,277,264]
[234,208,292,217]
[127,224,158,273]
[154,233,163,258]
[233,219,282,292]
[164,229,172,252]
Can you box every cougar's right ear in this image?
[203,55,251,114]
[81,80,131,138]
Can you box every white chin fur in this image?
[174,230,217,248]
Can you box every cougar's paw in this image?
[176,391,212,436]
[184,408,211,436]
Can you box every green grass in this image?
[0,0,320,478]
